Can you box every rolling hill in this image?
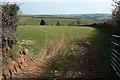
[19,15,96,26]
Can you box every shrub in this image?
[77,20,80,25]
[56,21,60,26]
[40,19,46,25]
[1,3,20,64]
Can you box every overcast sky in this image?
[1,0,114,15]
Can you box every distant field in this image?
[19,15,95,26]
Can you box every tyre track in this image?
[2,35,66,79]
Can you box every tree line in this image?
[40,19,80,26]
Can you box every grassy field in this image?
[16,26,97,56]
[14,25,116,78]
[19,16,95,26]
[16,25,112,71]
[16,25,112,64]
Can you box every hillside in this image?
[71,14,112,21]
[19,15,95,26]
[55,14,112,21]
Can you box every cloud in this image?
[1,0,113,3]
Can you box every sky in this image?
[1,0,114,15]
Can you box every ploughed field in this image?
[12,25,115,79]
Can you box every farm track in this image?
[14,36,66,78]
[39,36,112,79]
[2,35,112,79]
[3,35,66,79]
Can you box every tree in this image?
[56,21,60,26]
[1,3,20,64]
[112,0,120,34]
[77,21,80,25]
[76,18,81,25]
[40,19,45,25]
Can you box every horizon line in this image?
[21,12,112,15]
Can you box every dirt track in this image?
[39,36,112,79]
[2,35,113,79]
[13,36,66,78]
[2,35,66,79]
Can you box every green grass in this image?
[10,44,22,58]
[90,29,117,79]
[40,43,82,78]
[15,25,116,78]
[16,26,96,56]
[36,27,115,79]
[19,16,95,26]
